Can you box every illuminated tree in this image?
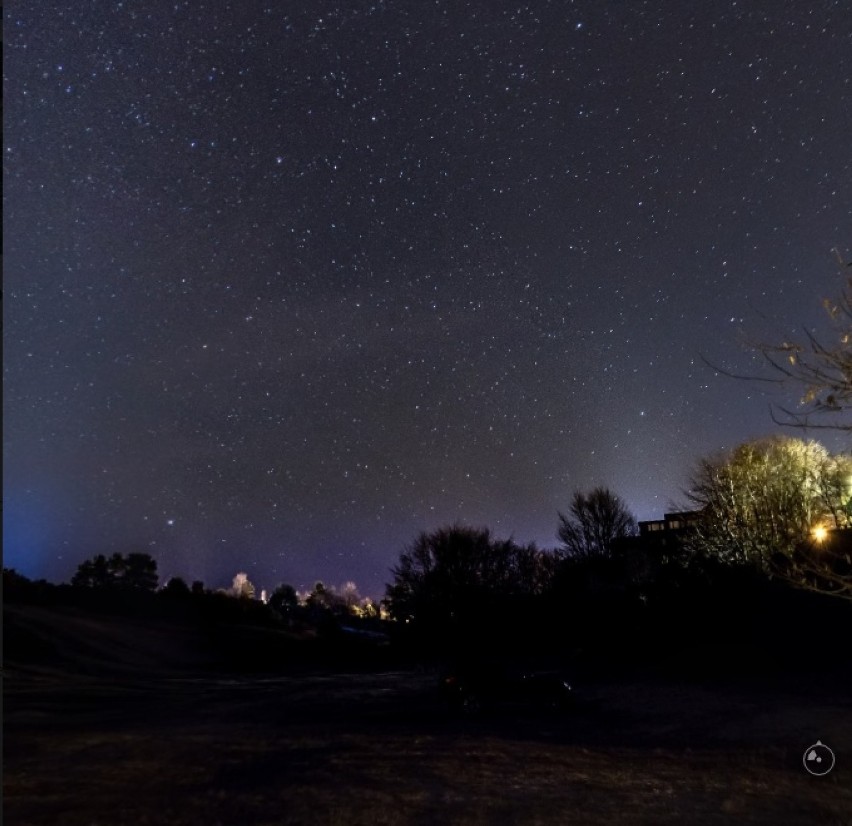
[357,597,379,619]
[339,581,362,610]
[687,436,852,598]
[230,572,256,600]
[557,487,637,558]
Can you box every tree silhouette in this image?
[122,552,159,591]
[557,487,637,558]
[71,554,113,588]
[386,525,552,636]
[162,576,191,597]
[71,552,158,591]
[306,581,332,610]
[269,583,299,616]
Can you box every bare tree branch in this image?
[706,266,852,431]
[755,271,852,431]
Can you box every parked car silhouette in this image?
[440,660,576,715]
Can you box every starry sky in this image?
[4,1,851,597]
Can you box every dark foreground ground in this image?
[4,606,852,825]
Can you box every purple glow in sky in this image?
[4,1,850,596]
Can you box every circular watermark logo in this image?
[803,741,835,776]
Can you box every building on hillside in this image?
[636,510,703,554]
[609,510,703,561]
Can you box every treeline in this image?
[3,560,383,640]
[383,523,850,675]
[381,436,852,672]
[6,435,851,675]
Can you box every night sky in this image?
[5,1,851,597]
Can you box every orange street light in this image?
[812,525,828,543]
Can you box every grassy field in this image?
[4,605,852,825]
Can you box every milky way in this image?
[4,1,850,595]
